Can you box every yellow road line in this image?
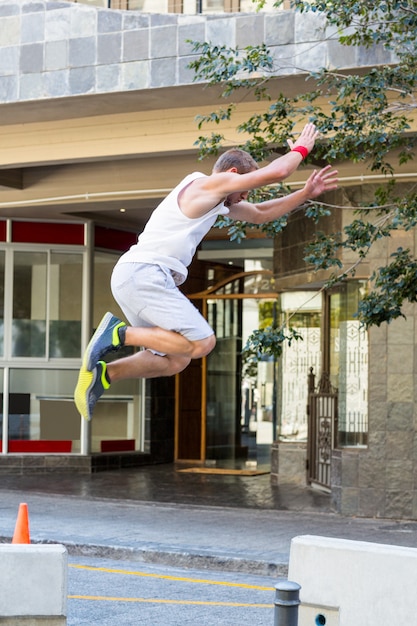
[69,564,274,591]
[68,594,273,608]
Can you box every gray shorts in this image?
[110,262,214,342]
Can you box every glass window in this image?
[2,368,143,453]
[330,281,368,447]
[0,252,4,357]
[119,0,168,9]
[93,251,126,326]
[240,0,276,9]
[12,251,47,358]
[92,250,145,453]
[0,369,4,446]
[12,250,83,359]
[197,0,225,12]
[7,368,80,450]
[90,376,144,453]
[49,252,82,358]
[278,291,322,442]
[77,0,108,6]
[68,0,279,11]
[206,298,241,463]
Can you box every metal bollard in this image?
[274,579,301,626]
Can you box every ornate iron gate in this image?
[307,368,338,490]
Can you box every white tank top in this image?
[117,172,229,285]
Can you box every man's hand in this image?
[287,123,319,155]
[304,165,339,199]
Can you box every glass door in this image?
[206,297,242,464]
[193,271,278,469]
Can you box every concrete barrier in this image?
[288,535,417,626]
[0,544,67,625]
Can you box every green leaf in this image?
[190,0,417,329]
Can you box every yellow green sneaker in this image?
[74,361,110,421]
[83,312,126,372]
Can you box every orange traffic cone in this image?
[12,503,30,544]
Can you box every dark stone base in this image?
[0,452,153,475]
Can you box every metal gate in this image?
[307,368,338,490]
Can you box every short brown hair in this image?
[213,148,259,175]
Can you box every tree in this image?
[188,0,417,356]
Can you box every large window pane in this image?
[7,368,143,453]
[0,370,4,445]
[94,250,127,325]
[92,250,145,453]
[12,251,47,357]
[11,251,83,359]
[49,252,82,358]
[0,252,4,357]
[197,0,224,12]
[331,281,368,447]
[7,368,79,450]
[90,377,144,453]
[277,291,322,442]
[206,298,242,463]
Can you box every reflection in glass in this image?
[2,369,143,453]
[330,281,368,447]
[94,250,127,325]
[8,368,79,444]
[277,291,322,442]
[49,252,82,358]
[12,251,83,358]
[206,298,241,463]
[12,251,47,357]
[200,270,278,468]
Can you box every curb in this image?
[1,536,289,577]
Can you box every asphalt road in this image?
[68,555,277,626]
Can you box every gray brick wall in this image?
[0,0,395,104]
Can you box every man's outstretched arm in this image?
[228,165,339,225]
[179,123,320,218]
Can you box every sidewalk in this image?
[1,464,416,576]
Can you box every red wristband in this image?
[291,145,309,160]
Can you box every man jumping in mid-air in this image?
[74,123,338,420]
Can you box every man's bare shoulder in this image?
[178,172,234,218]
[182,170,253,198]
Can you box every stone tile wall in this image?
[275,181,417,520]
[0,0,395,104]
[330,187,417,520]
[332,307,417,519]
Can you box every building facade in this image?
[0,0,416,518]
